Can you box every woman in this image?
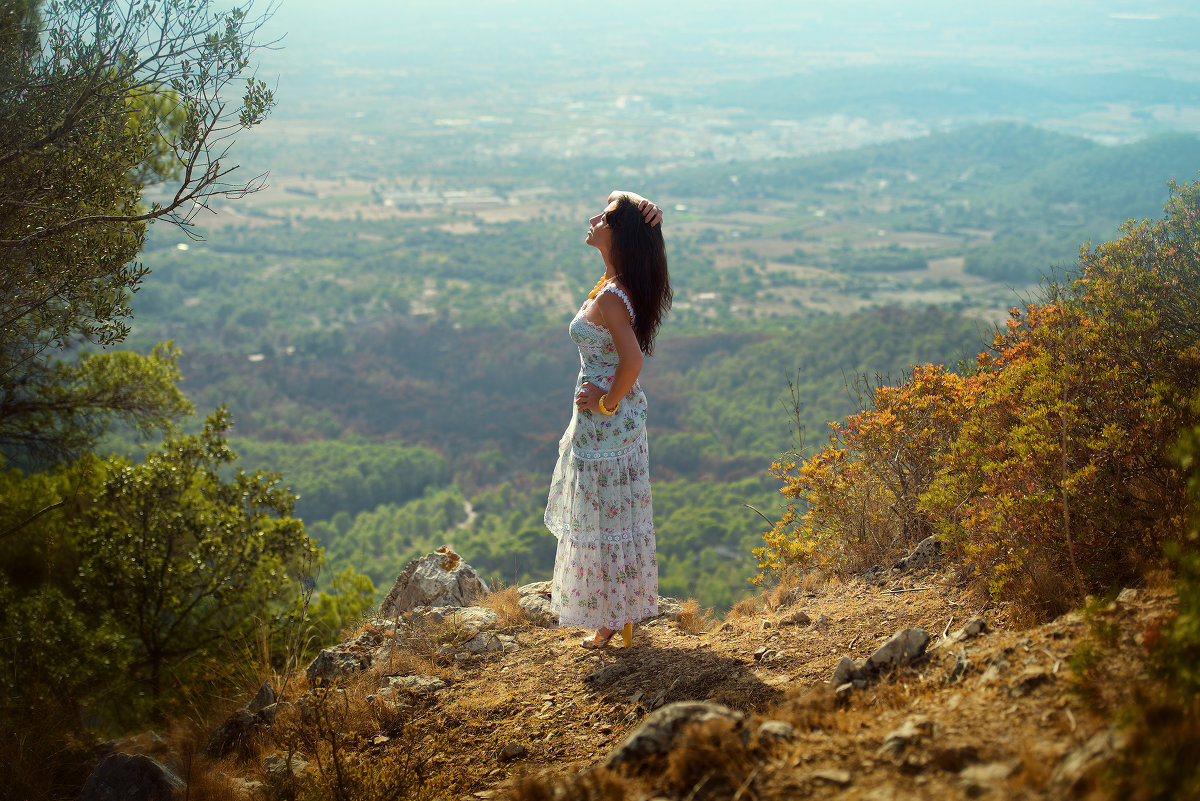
[545,190,671,649]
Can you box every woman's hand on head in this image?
[637,199,663,227]
[609,190,663,227]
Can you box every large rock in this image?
[602,701,745,769]
[865,628,931,674]
[379,545,486,617]
[80,753,184,801]
[306,643,372,686]
[521,595,557,627]
[305,627,391,686]
[518,582,559,627]
[655,596,683,622]
[893,535,941,572]
[464,631,518,655]
[407,605,499,641]
[831,655,866,686]
[203,680,277,759]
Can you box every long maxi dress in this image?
[545,285,659,630]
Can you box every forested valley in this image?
[108,123,1198,610]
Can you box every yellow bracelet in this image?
[597,393,618,415]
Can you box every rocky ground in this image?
[420,571,1169,801]
[88,547,1177,801]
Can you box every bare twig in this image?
[848,633,860,650]
[884,586,934,595]
[731,766,761,801]
[941,617,954,639]
[744,503,774,526]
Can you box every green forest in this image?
[101,121,1197,615]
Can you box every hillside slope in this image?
[172,564,1172,801]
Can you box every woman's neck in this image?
[602,254,617,281]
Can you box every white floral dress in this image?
[545,285,658,630]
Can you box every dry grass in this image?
[662,718,759,801]
[1006,553,1079,629]
[677,598,713,634]
[480,584,531,628]
[729,596,758,619]
[506,767,630,801]
[175,756,245,801]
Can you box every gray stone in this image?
[228,776,266,800]
[379,545,486,617]
[978,656,1010,686]
[602,702,745,769]
[656,595,683,622]
[893,535,941,572]
[811,768,852,786]
[938,616,989,649]
[247,679,276,715]
[585,661,630,685]
[203,710,266,760]
[384,674,448,692]
[960,760,1022,793]
[1010,667,1052,697]
[519,592,558,627]
[831,655,865,686]
[203,679,279,759]
[499,741,528,762]
[757,720,799,744]
[518,580,551,596]
[877,716,934,759]
[865,628,930,674]
[263,751,311,781]
[780,610,811,627]
[408,605,500,642]
[814,614,831,628]
[464,631,518,655]
[306,645,371,686]
[1051,729,1127,793]
[79,753,184,801]
[944,651,973,684]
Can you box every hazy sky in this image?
[253,0,1200,78]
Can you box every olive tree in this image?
[0,0,275,463]
[77,406,317,704]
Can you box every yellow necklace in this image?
[587,276,611,299]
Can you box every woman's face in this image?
[585,200,619,254]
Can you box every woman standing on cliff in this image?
[544,190,670,649]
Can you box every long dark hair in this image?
[607,195,671,355]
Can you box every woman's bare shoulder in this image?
[596,285,634,327]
